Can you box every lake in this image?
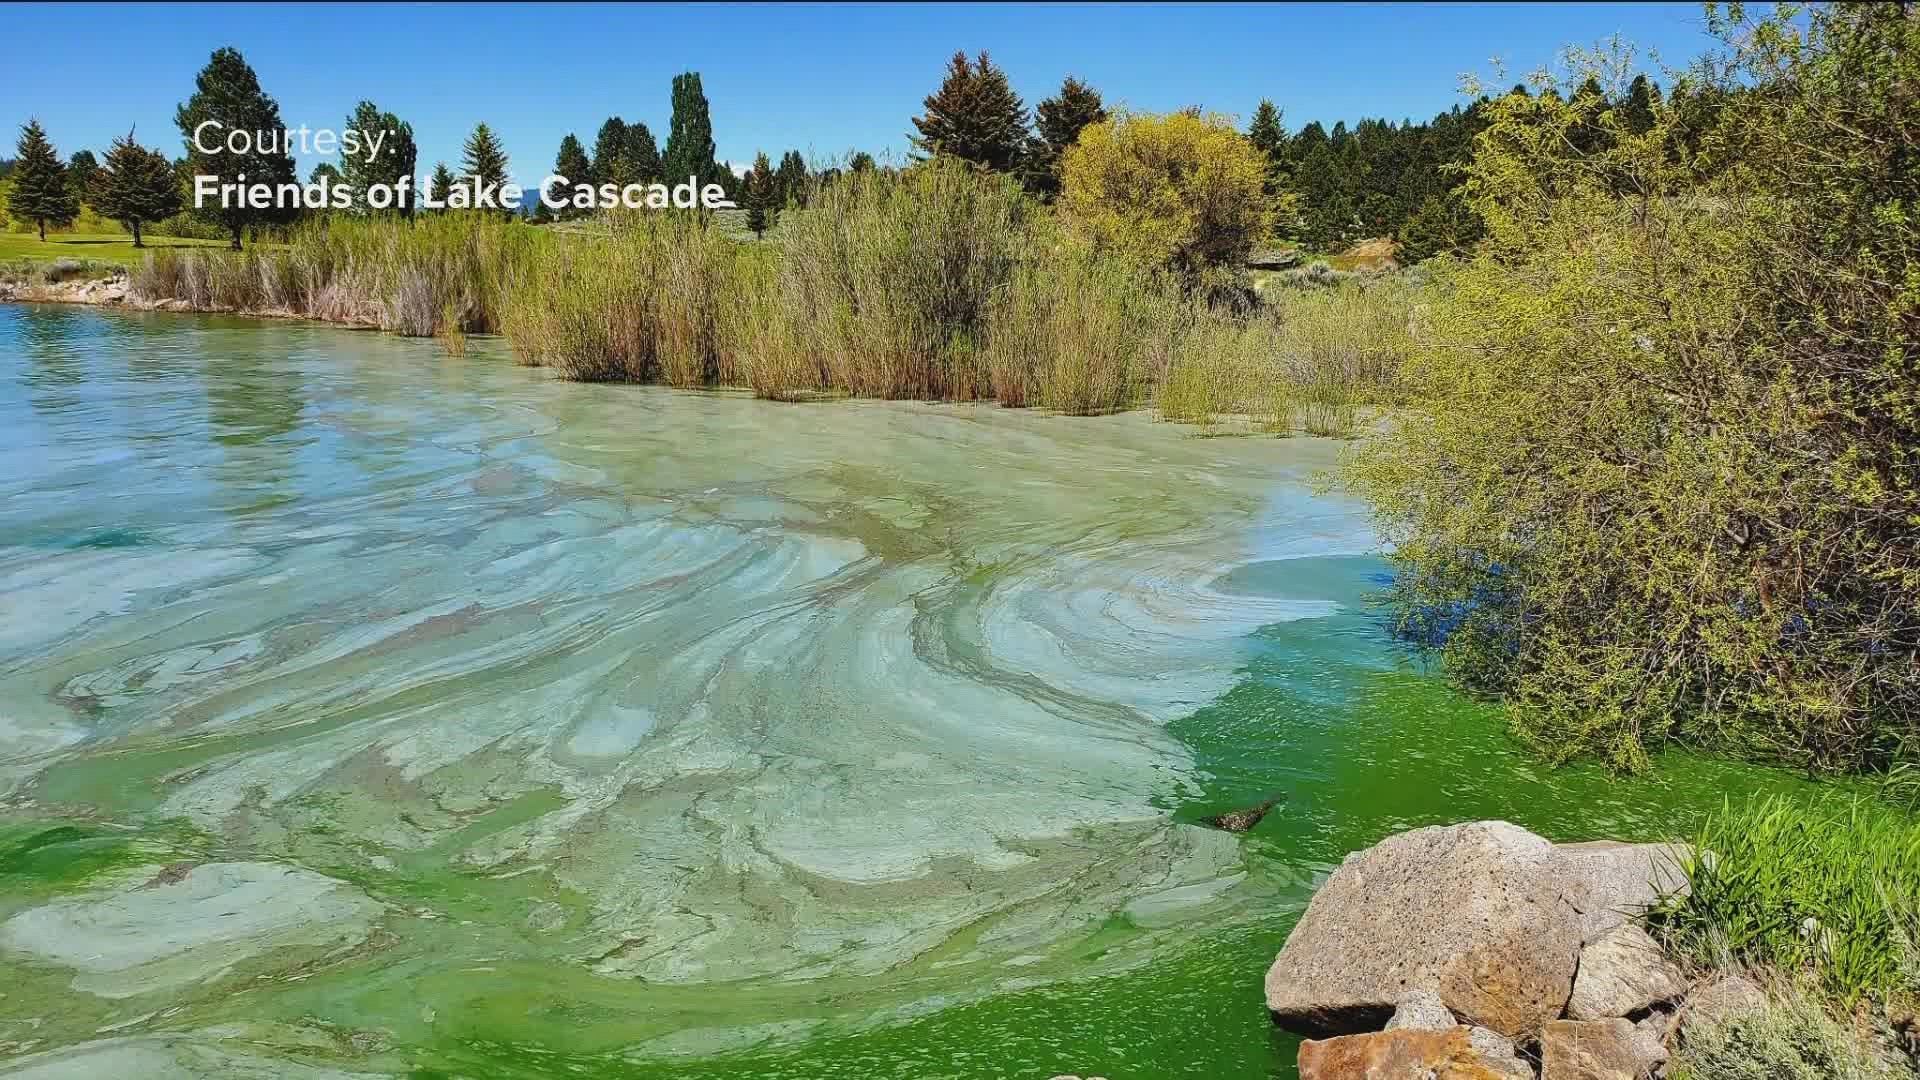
[0,303,1809,1079]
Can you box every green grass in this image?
[0,229,235,267]
[1650,793,1920,1003]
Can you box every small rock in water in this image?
[1202,795,1283,833]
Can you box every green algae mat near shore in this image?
[0,303,1820,1079]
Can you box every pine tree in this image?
[1028,76,1106,195]
[338,101,415,216]
[8,120,79,241]
[428,161,456,213]
[94,130,184,247]
[591,117,629,186]
[744,151,775,237]
[1247,100,1286,161]
[67,149,100,204]
[175,47,297,249]
[848,151,876,174]
[911,51,1030,173]
[552,134,592,219]
[624,122,662,183]
[1617,75,1660,137]
[662,72,723,190]
[460,123,510,217]
[773,149,809,208]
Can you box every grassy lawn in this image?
[0,230,233,267]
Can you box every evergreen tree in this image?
[175,47,298,249]
[427,161,456,213]
[662,72,724,189]
[460,123,510,217]
[1246,99,1289,200]
[67,149,100,204]
[1028,76,1106,195]
[624,121,662,183]
[552,134,592,219]
[774,149,808,208]
[743,151,775,237]
[310,161,343,185]
[94,130,184,247]
[591,117,630,185]
[338,101,415,216]
[910,51,1030,173]
[1617,74,1660,137]
[7,120,78,241]
[848,151,876,173]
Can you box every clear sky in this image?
[10,2,1718,185]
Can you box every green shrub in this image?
[1650,794,1920,1003]
[1669,989,1905,1080]
[1345,8,1920,773]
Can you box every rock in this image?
[1202,795,1283,833]
[1245,247,1302,270]
[1265,821,1582,1037]
[1555,841,1691,943]
[1467,1027,1537,1080]
[1385,989,1456,1031]
[1541,1018,1666,1080]
[1297,1026,1527,1080]
[1567,924,1688,1019]
[1674,973,1768,1046]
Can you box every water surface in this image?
[0,305,1813,1079]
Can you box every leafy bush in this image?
[1060,110,1273,273]
[1346,8,1920,773]
[1650,794,1920,1003]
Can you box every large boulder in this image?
[1540,1018,1666,1080]
[1556,841,1691,942]
[1265,821,1582,1037]
[1297,1026,1527,1080]
[1265,822,1692,1039]
[1567,924,1689,1020]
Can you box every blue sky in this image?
[11,2,1719,184]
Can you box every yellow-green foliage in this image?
[1668,988,1907,1080]
[1060,110,1273,272]
[1346,10,1920,774]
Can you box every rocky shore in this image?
[1265,821,1767,1080]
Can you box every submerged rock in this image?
[1201,795,1283,833]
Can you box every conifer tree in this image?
[743,151,775,237]
[8,120,79,241]
[911,51,1030,173]
[67,149,100,204]
[552,134,592,219]
[1617,75,1660,137]
[460,123,510,216]
[338,101,416,216]
[625,122,662,183]
[1027,76,1106,194]
[94,130,183,247]
[663,72,724,189]
[428,161,456,213]
[175,47,297,249]
[773,150,808,208]
[591,117,629,186]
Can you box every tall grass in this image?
[1650,793,1920,1003]
[499,212,760,385]
[119,166,1414,433]
[129,214,532,336]
[1157,279,1416,435]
